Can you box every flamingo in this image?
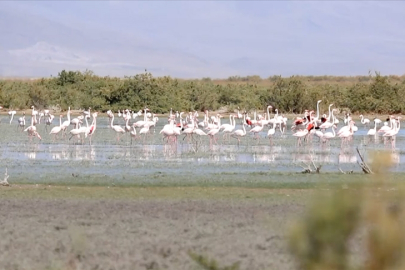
[45,114,55,132]
[83,107,91,120]
[292,129,308,147]
[338,121,354,147]
[130,126,137,144]
[313,100,322,124]
[8,110,16,124]
[267,122,276,145]
[319,105,335,130]
[192,121,208,140]
[49,115,64,141]
[61,107,71,136]
[17,112,26,131]
[366,119,378,144]
[139,124,150,143]
[68,120,84,143]
[133,108,150,128]
[249,121,264,141]
[231,114,247,146]
[110,113,126,142]
[219,114,234,131]
[383,117,400,149]
[207,121,221,147]
[124,117,131,133]
[31,106,38,117]
[160,118,176,144]
[24,113,41,141]
[144,114,159,133]
[222,115,236,141]
[322,125,336,146]
[373,117,382,127]
[236,107,243,123]
[231,123,247,146]
[182,119,196,142]
[360,114,370,128]
[378,121,391,133]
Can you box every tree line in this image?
[0,70,404,114]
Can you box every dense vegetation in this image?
[0,70,404,114]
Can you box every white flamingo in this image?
[49,115,64,141]
[17,112,26,131]
[267,122,276,145]
[222,115,236,141]
[366,119,378,144]
[360,114,370,128]
[110,113,126,142]
[8,110,16,124]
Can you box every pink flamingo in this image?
[292,128,309,147]
[249,121,264,141]
[85,112,98,145]
[24,113,41,141]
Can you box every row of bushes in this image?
[0,70,404,114]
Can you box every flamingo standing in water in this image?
[366,119,378,144]
[8,110,16,124]
[267,122,276,146]
[17,112,26,131]
[110,113,126,142]
[160,117,176,144]
[139,124,150,143]
[231,113,247,146]
[249,121,264,142]
[231,123,246,146]
[207,115,221,148]
[192,120,208,142]
[360,114,370,128]
[383,117,400,150]
[222,115,236,142]
[49,115,63,141]
[45,113,55,132]
[292,129,308,147]
[339,121,355,147]
[85,112,98,145]
[130,126,137,145]
[60,107,71,137]
[24,113,41,141]
[322,125,336,146]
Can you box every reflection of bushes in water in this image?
[288,150,405,270]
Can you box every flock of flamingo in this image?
[4,101,402,150]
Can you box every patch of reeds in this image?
[288,150,405,270]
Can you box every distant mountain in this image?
[0,5,232,78]
[2,1,404,78]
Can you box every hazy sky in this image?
[2,1,405,78]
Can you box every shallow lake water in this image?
[1,115,404,185]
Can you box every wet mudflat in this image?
[0,186,308,270]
